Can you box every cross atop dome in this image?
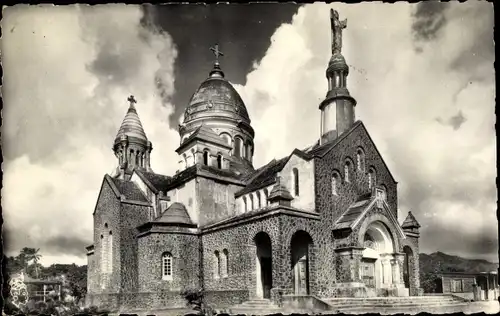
[208,43,225,78]
[210,44,224,65]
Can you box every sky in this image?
[1,2,496,266]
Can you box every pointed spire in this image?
[115,95,148,142]
[402,211,421,229]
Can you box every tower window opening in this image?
[203,150,209,166]
[234,137,243,158]
[217,154,222,169]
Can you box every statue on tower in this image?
[330,9,347,55]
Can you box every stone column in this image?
[391,258,401,285]
[381,259,392,286]
[246,243,258,300]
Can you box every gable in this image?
[92,175,121,215]
[311,121,397,184]
[333,190,406,240]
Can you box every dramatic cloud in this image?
[235,2,496,261]
[1,2,495,266]
[2,4,180,265]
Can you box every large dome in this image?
[183,69,251,125]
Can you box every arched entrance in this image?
[254,232,273,299]
[403,246,413,289]
[361,221,395,293]
[291,231,313,295]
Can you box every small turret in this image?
[401,211,421,237]
[113,95,153,180]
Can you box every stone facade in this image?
[86,11,422,311]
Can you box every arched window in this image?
[356,148,365,172]
[245,142,252,160]
[344,160,351,182]
[217,154,223,169]
[257,192,261,208]
[162,252,173,280]
[249,194,254,210]
[242,143,248,159]
[214,251,221,279]
[222,249,229,277]
[203,150,209,166]
[220,133,231,145]
[332,173,339,196]
[293,168,300,196]
[234,137,243,158]
[368,167,376,190]
[243,196,247,212]
[264,188,269,206]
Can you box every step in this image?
[334,302,469,312]
[327,301,464,308]
[325,298,459,304]
[331,301,467,309]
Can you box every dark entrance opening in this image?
[403,246,413,289]
[255,232,273,299]
[291,230,313,295]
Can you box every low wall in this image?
[203,290,249,308]
[282,295,332,311]
[86,291,187,312]
[87,289,249,312]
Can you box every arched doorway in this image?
[291,231,313,295]
[361,221,395,293]
[254,232,273,299]
[403,246,413,289]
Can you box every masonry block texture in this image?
[87,122,421,311]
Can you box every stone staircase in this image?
[323,295,469,313]
[228,299,282,315]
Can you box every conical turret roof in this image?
[115,98,148,142]
[401,211,421,229]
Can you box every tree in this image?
[20,247,42,278]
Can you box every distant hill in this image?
[419,252,498,293]
[420,251,498,274]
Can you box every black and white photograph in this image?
[1,2,497,315]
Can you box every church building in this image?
[86,9,422,311]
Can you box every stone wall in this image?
[91,179,122,295]
[86,253,97,294]
[119,202,151,292]
[86,291,188,311]
[315,123,398,226]
[280,154,316,213]
[167,179,197,223]
[401,234,421,296]
[137,230,200,292]
[196,178,242,226]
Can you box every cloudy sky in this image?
[1,2,496,266]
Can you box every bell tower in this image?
[113,95,153,180]
[319,9,357,145]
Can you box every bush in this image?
[2,298,21,315]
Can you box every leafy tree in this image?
[20,247,42,278]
